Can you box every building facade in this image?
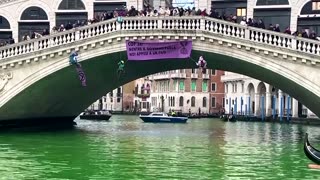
[209,70,225,114]
[222,72,317,118]
[149,68,224,115]
[211,0,320,36]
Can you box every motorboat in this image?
[139,112,188,123]
[80,110,112,121]
[304,133,320,165]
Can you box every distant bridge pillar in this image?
[254,93,260,116]
[265,92,272,117]
[292,98,299,118]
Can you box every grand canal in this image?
[0,115,319,179]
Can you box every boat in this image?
[220,115,236,122]
[304,133,320,165]
[139,112,188,123]
[80,110,112,121]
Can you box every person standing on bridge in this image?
[196,56,207,73]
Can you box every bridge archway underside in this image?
[0,24,319,122]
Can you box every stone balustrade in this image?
[0,0,18,5]
[0,16,320,61]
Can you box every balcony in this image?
[221,74,249,82]
[137,93,150,98]
[191,73,198,79]
[152,74,170,80]
[202,74,210,79]
[171,73,186,79]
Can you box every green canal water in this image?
[0,116,320,179]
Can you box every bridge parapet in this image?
[0,16,320,64]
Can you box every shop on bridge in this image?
[18,6,50,41]
[0,16,12,45]
[253,0,291,31]
[55,0,88,28]
[93,1,126,19]
[297,1,320,37]
[211,0,247,22]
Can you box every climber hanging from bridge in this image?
[196,56,207,73]
[117,60,125,77]
[69,51,87,87]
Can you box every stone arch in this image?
[1,39,320,121]
[256,0,290,6]
[257,82,266,95]
[54,0,88,10]
[298,0,312,15]
[17,1,51,21]
[20,6,48,20]
[58,0,86,10]
[0,16,11,29]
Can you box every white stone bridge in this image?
[0,16,319,124]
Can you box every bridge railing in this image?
[0,16,320,61]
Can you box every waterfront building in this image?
[209,70,225,114]
[90,78,151,112]
[211,0,320,35]
[149,69,224,114]
[133,77,152,112]
[222,72,317,118]
[90,81,135,112]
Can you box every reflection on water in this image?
[0,116,320,179]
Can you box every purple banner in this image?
[126,40,192,60]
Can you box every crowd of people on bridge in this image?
[0,5,319,47]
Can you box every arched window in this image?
[58,0,85,10]
[191,96,195,107]
[202,97,207,107]
[179,96,184,107]
[256,0,289,6]
[0,16,10,29]
[21,6,48,20]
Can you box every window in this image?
[232,100,234,105]
[58,0,86,10]
[202,80,208,92]
[313,2,320,10]
[203,97,207,107]
[211,70,216,75]
[256,0,289,6]
[191,96,196,107]
[235,84,237,93]
[179,96,183,107]
[236,8,246,17]
[226,98,228,105]
[117,97,121,103]
[191,80,196,92]
[211,97,216,108]
[179,80,185,91]
[225,84,228,93]
[172,97,175,107]
[222,98,225,108]
[241,83,244,93]
[211,83,216,92]
[172,80,177,91]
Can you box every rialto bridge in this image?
[0,16,319,124]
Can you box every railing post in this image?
[157,17,163,29]
[75,30,80,41]
[33,41,39,51]
[244,27,250,40]
[116,21,121,31]
[291,37,297,50]
[200,17,205,30]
